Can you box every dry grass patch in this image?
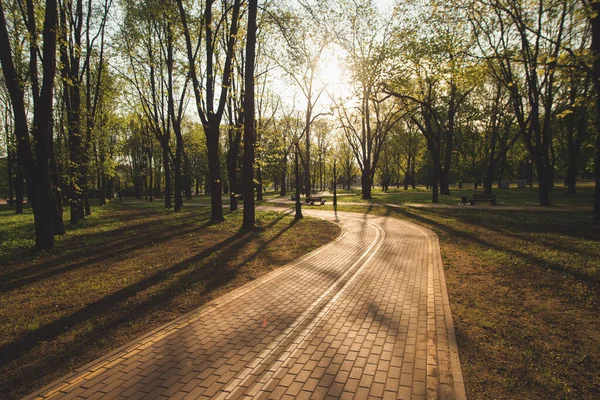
[0,203,339,399]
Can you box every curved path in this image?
[27,209,465,400]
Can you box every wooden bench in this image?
[305,196,326,205]
[471,193,497,205]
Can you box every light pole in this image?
[293,135,303,219]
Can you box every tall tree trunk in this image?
[537,161,551,206]
[228,159,238,211]
[484,135,497,194]
[183,151,192,200]
[163,145,171,208]
[242,0,257,229]
[439,168,450,195]
[147,147,153,202]
[4,110,14,207]
[32,0,58,248]
[155,162,161,197]
[361,164,372,199]
[279,154,287,196]
[410,158,416,189]
[49,118,65,235]
[15,166,23,214]
[256,166,263,201]
[166,20,183,213]
[431,158,440,203]
[404,156,410,190]
[7,149,14,207]
[565,107,578,195]
[0,0,57,248]
[592,3,600,220]
[304,100,312,197]
[484,157,496,194]
[174,138,183,212]
[227,121,241,211]
[206,123,223,222]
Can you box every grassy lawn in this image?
[0,202,340,399]
[2,192,598,399]
[336,203,600,399]
[135,191,283,207]
[313,181,596,208]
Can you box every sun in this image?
[317,57,343,87]
[316,50,353,101]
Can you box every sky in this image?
[275,0,398,119]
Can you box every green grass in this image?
[313,182,595,207]
[0,204,118,262]
[119,181,595,209]
[125,191,283,207]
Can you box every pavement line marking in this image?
[249,221,388,398]
[215,218,386,399]
[28,208,349,399]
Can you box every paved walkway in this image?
[26,209,465,400]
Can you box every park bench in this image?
[305,196,326,205]
[471,192,497,205]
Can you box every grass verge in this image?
[311,182,595,208]
[337,203,599,399]
[0,202,340,399]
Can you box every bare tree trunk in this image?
[15,166,23,214]
[256,166,263,201]
[242,0,257,229]
[592,4,600,219]
[50,118,65,235]
[206,125,223,222]
[432,158,440,203]
[163,145,171,208]
[279,154,287,196]
[361,163,372,199]
[0,0,58,248]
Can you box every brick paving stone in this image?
[25,209,465,400]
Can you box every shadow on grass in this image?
[0,208,304,397]
[386,206,600,286]
[0,209,213,293]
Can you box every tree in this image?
[390,118,423,190]
[58,0,112,223]
[1,1,25,213]
[177,0,242,224]
[90,70,120,205]
[0,0,59,249]
[470,0,570,206]
[332,0,405,199]
[476,76,519,193]
[277,113,303,196]
[242,0,258,229]
[270,1,332,197]
[386,1,478,202]
[313,119,332,191]
[581,0,600,219]
[0,83,15,206]
[119,0,189,211]
[337,138,359,189]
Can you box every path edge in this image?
[24,214,346,400]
